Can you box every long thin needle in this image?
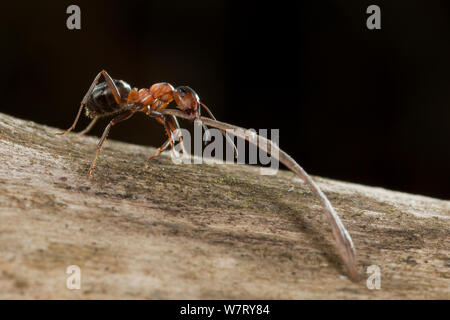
[161,108,359,281]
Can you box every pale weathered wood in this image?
[0,112,448,299]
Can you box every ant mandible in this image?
[58,70,235,177]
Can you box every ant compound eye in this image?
[177,87,187,97]
[176,86,199,100]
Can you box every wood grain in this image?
[0,112,448,299]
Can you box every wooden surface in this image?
[0,112,448,299]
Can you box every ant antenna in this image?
[197,102,212,142]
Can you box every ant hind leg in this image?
[57,70,122,136]
[88,110,134,178]
[56,103,86,136]
[77,117,99,136]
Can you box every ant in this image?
[57,70,358,280]
[58,70,236,177]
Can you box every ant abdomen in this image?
[60,70,238,180]
[85,79,131,118]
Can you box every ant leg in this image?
[153,103,185,154]
[57,70,122,136]
[88,110,134,178]
[77,117,99,136]
[166,115,186,154]
[145,117,188,165]
[162,117,188,163]
[98,70,123,105]
[150,111,182,161]
[56,103,85,136]
[153,115,176,151]
[146,115,185,168]
[146,138,171,166]
[163,117,175,155]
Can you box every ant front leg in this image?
[88,110,135,177]
[146,111,182,166]
[145,138,171,167]
[145,117,188,166]
[165,115,186,155]
[57,70,122,136]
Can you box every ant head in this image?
[173,86,200,115]
[149,82,175,103]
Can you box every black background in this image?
[1,1,449,199]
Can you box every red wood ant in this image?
[57,70,358,281]
[58,70,236,177]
